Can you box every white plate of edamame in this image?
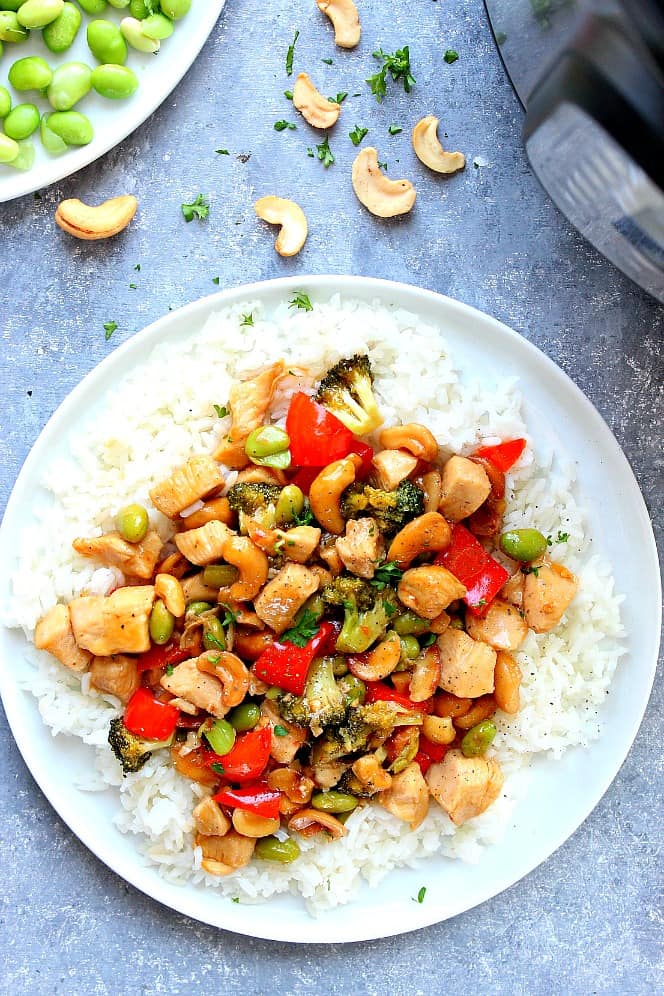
[0,0,226,203]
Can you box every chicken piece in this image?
[352,754,392,793]
[500,571,525,608]
[281,525,322,564]
[160,657,228,718]
[372,449,418,491]
[523,561,578,633]
[465,598,528,651]
[319,536,343,575]
[438,455,491,522]
[69,586,155,656]
[213,362,285,468]
[193,797,231,837]
[436,627,496,697]
[335,516,384,579]
[150,455,223,518]
[34,603,91,674]
[378,761,429,830]
[89,654,140,703]
[259,699,307,763]
[426,749,504,825]
[398,565,466,619]
[175,520,233,566]
[253,563,320,634]
[72,530,163,580]
[197,830,255,871]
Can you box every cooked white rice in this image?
[4,294,625,913]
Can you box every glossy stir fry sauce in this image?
[33,354,579,876]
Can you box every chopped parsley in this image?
[349,124,368,146]
[274,725,289,737]
[210,762,225,775]
[377,160,388,170]
[315,135,335,167]
[321,56,333,65]
[330,91,348,104]
[103,321,117,340]
[371,561,404,590]
[367,46,415,101]
[444,49,459,64]
[231,897,240,904]
[286,29,299,76]
[294,504,315,526]
[522,566,540,577]
[129,282,137,289]
[416,886,427,904]
[274,119,296,131]
[212,276,220,285]
[284,89,293,99]
[205,633,225,651]
[220,603,239,627]
[133,263,141,271]
[556,531,570,543]
[388,124,403,135]
[181,194,209,223]
[215,148,230,155]
[240,312,254,327]
[289,292,313,312]
[383,600,398,618]
[213,404,229,418]
[306,147,315,158]
[419,633,437,648]
[165,664,174,676]
[282,608,320,647]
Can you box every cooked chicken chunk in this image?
[335,516,384,579]
[69,586,155,656]
[281,525,322,563]
[175,520,233,566]
[213,362,285,468]
[397,565,466,619]
[352,754,392,793]
[465,598,528,651]
[160,657,228,717]
[523,561,578,633]
[437,627,496,697]
[197,830,255,871]
[89,654,140,703]
[438,455,491,522]
[372,449,418,491]
[259,700,307,763]
[34,603,91,673]
[378,761,429,830]
[72,529,162,580]
[180,572,219,604]
[426,749,504,825]
[150,454,223,518]
[253,563,321,634]
[192,797,231,837]
[500,571,525,608]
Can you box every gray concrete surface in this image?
[1,0,662,992]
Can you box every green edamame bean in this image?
[160,0,191,18]
[274,484,304,526]
[0,86,11,119]
[254,835,301,864]
[42,2,81,53]
[8,56,53,91]
[149,599,175,645]
[128,0,148,18]
[45,109,93,145]
[5,139,35,170]
[203,718,235,756]
[186,600,214,615]
[91,63,138,99]
[311,791,358,814]
[331,654,348,677]
[203,616,225,650]
[141,13,173,40]
[0,40,3,59]
[227,702,261,732]
[47,62,92,110]
[499,528,548,563]
[120,15,159,52]
[107,0,130,7]
[77,0,107,14]
[87,19,127,64]
[3,102,39,140]
[337,673,365,705]
[461,720,497,758]
[0,131,19,163]
[17,0,64,28]
[399,634,420,661]
[202,564,239,588]
[0,2,23,12]
[393,610,430,636]
[40,112,67,154]
[0,11,29,42]
[245,425,290,463]
[116,503,149,543]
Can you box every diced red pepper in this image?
[136,640,190,673]
[463,558,510,616]
[473,438,526,472]
[207,727,272,783]
[414,751,433,774]
[364,681,434,714]
[286,392,355,467]
[213,781,282,820]
[435,524,509,617]
[252,621,338,696]
[124,687,180,741]
[289,465,323,495]
[414,736,449,774]
[347,439,374,479]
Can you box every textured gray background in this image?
[1,0,662,993]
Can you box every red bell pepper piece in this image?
[136,640,190,673]
[414,736,449,774]
[347,439,374,479]
[124,687,180,741]
[207,727,272,783]
[290,465,323,495]
[473,438,526,472]
[252,621,338,696]
[213,781,281,820]
[435,524,509,617]
[286,392,355,466]
[364,681,434,714]
[464,558,510,615]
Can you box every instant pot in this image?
[485,0,664,302]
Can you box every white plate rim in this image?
[0,274,660,943]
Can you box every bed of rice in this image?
[4,294,625,914]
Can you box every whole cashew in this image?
[379,423,439,462]
[348,630,402,681]
[154,573,186,618]
[196,650,250,708]
[55,195,138,240]
[387,512,452,569]
[316,0,361,48]
[409,646,442,702]
[293,72,341,129]
[222,534,269,600]
[287,808,347,839]
[418,470,443,514]
[412,116,465,174]
[309,454,361,534]
[351,147,416,218]
[232,809,280,838]
[254,195,308,257]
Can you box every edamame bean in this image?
[393,610,430,636]
[0,87,11,119]
[227,702,261,732]
[399,634,420,661]
[160,0,191,18]
[120,15,159,52]
[141,13,173,40]
[0,2,23,12]
[202,564,239,588]
[311,791,358,814]
[40,112,67,153]
[87,18,126,64]
[91,63,138,99]
[275,484,304,526]
[331,654,348,677]
[3,102,39,139]
[0,131,19,163]
[116,503,149,543]
[0,11,29,42]
[254,836,301,863]
[45,109,93,145]
[107,0,130,7]
[6,139,35,170]
[128,0,148,18]
[48,62,92,110]
[77,0,107,14]
[461,720,497,758]
[203,719,235,756]
[245,425,290,463]
[17,0,64,28]
[149,599,175,645]
[186,600,214,615]
[8,56,53,91]
[203,616,225,650]
[42,2,81,53]
[499,528,548,563]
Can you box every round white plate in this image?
[0,2,225,203]
[0,276,660,942]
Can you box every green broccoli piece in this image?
[108,717,175,775]
[323,698,423,761]
[322,575,396,654]
[315,353,383,435]
[226,482,282,530]
[341,479,424,534]
[278,655,347,735]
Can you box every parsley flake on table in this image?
[416,886,427,904]
[240,312,254,327]
[284,89,293,99]
[444,49,459,64]
[215,148,230,155]
[282,608,320,647]
[315,135,335,167]
[329,91,348,104]
[322,56,333,65]
[129,282,137,289]
[212,276,220,285]
[181,194,209,222]
[133,263,141,271]
[349,124,368,146]
[286,29,299,76]
[388,123,402,135]
[103,321,117,341]
[367,46,416,101]
[213,404,229,418]
[274,119,297,131]
[289,291,313,312]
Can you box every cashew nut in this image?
[309,454,361,534]
[351,147,416,218]
[418,470,443,514]
[409,646,442,702]
[196,650,250,708]
[287,808,347,839]
[154,573,185,618]
[54,195,138,240]
[316,0,361,48]
[387,512,452,569]
[348,630,401,681]
[293,72,341,129]
[232,809,281,838]
[421,714,455,745]
[379,423,439,462]
[412,116,465,174]
[254,195,308,257]
[221,534,269,601]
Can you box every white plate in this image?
[0,276,660,942]
[0,2,225,203]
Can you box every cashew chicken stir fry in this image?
[34,354,579,875]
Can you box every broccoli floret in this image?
[341,479,424,534]
[108,717,175,775]
[324,699,422,761]
[315,354,383,435]
[278,655,347,735]
[226,482,282,530]
[322,576,396,653]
